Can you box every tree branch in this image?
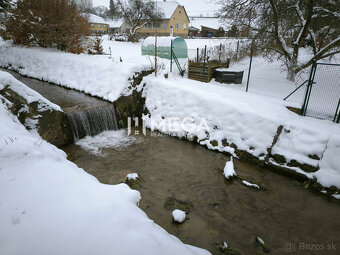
[268,0,291,59]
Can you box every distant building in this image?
[188,17,225,37]
[106,19,125,34]
[87,14,109,34]
[122,1,190,38]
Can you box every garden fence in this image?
[301,62,340,122]
[187,41,339,122]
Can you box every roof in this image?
[189,17,223,30]
[87,14,107,24]
[156,1,180,19]
[105,19,124,28]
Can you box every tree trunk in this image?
[286,57,298,82]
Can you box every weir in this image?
[66,105,118,141]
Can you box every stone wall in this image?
[0,85,73,146]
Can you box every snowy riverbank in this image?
[0,70,210,255]
[1,38,339,190]
[141,74,340,190]
[0,39,150,102]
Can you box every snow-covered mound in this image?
[172,209,186,223]
[242,180,260,189]
[224,157,236,179]
[127,173,139,181]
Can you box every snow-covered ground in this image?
[0,70,210,255]
[0,39,150,102]
[1,37,339,189]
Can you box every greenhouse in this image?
[141,36,188,59]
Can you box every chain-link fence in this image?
[187,41,308,106]
[185,39,339,122]
[302,62,340,122]
[241,48,312,108]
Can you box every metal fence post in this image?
[334,98,340,123]
[246,47,253,92]
[302,60,317,116]
[170,39,173,73]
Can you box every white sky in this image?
[92,0,222,17]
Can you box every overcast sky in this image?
[92,0,222,16]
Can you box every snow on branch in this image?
[313,7,340,19]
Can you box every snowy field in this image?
[0,70,210,255]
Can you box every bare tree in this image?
[117,0,163,36]
[75,0,93,13]
[220,0,340,81]
[0,0,12,12]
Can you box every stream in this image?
[3,68,340,255]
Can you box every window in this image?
[175,23,179,30]
[90,24,95,28]
[183,23,187,30]
[161,22,168,29]
[98,25,102,28]
[144,23,151,29]
[179,10,181,14]
[153,22,160,28]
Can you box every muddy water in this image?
[63,131,340,255]
[4,69,340,254]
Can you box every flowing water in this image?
[3,69,340,255]
[67,106,118,140]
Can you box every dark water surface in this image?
[4,69,339,255]
[63,131,340,255]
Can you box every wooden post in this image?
[196,48,199,62]
[203,45,207,82]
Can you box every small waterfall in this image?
[66,105,118,141]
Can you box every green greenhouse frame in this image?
[141,36,188,59]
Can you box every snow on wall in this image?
[271,124,330,167]
[314,135,340,188]
[142,75,283,158]
[0,70,61,111]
